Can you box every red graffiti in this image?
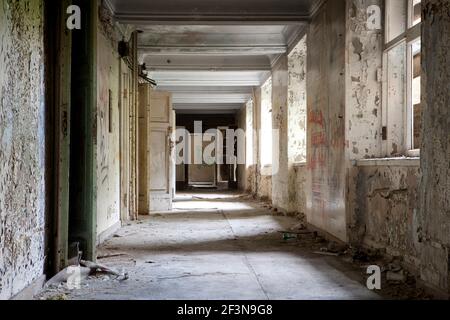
[308,110,324,127]
[311,131,327,146]
[307,150,326,170]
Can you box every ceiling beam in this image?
[154,79,262,86]
[150,70,269,87]
[139,45,287,56]
[174,103,243,110]
[172,93,252,105]
[115,14,310,25]
[175,109,239,115]
[145,65,271,72]
[173,103,243,114]
[156,86,253,93]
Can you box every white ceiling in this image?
[108,0,321,23]
[108,0,318,114]
[149,71,271,87]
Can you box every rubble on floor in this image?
[33,193,433,300]
[35,256,131,300]
[244,195,433,300]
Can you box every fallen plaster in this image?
[35,191,433,300]
[35,192,382,300]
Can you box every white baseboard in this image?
[96,220,122,246]
[11,275,46,300]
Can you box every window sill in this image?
[293,162,307,168]
[355,157,420,167]
[406,149,420,157]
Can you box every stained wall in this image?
[349,160,421,273]
[418,0,450,293]
[0,0,46,299]
[306,0,347,241]
[271,56,290,212]
[95,4,122,240]
[288,36,307,217]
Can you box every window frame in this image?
[383,0,422,157]
[406,37,421,156]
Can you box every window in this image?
[384,0,421,156]
[246,99,254,168]
[408,39,421,150]
[288,35,307,164]
[260,77,273,169]
[385,0,406,43]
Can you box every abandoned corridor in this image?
[0,0,449,301]
[37,192,379,300]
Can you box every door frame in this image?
[68,0,97,262]
[120,62,131,220]
[44,0,72,274]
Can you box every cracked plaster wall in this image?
[252,80,273,201]
[306,0,347,241]
[349,164,421,274]
[418,0,450,293]
[0,0,46,299]
[271,55,291,213]
[96,4,122,239]
[345,0,383,160]
[287,36,308,217]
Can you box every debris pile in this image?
[277,218,434,300]
[45,260,129,289]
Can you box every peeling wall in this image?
[245,100,256,193]
[287,36,308,217]
[288,37,307,164]
[96,5,121,238]
[271,55,290,212]
[418,0,450,293]
[292,164,307,217]
[254,81,272,201]
[349,163,421,272]
[236,106,247,191]
[345,0,383,160]
[0,0,46,299]
[306,0,347,241]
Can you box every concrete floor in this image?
[38,191,380,300]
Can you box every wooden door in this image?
[149,90,174,211]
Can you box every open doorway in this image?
[174,114,238,194]
[44,0,98,275]
[68,0,97,264]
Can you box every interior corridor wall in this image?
[255,82,273,201]
[95,6,121,242]
[237,106,247,191]
[344,0,421,260]
[0,0,46,299]
[271,56,290,213]
[306,0,347,241]
[288,36,307,217]
[418,0,450,293]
